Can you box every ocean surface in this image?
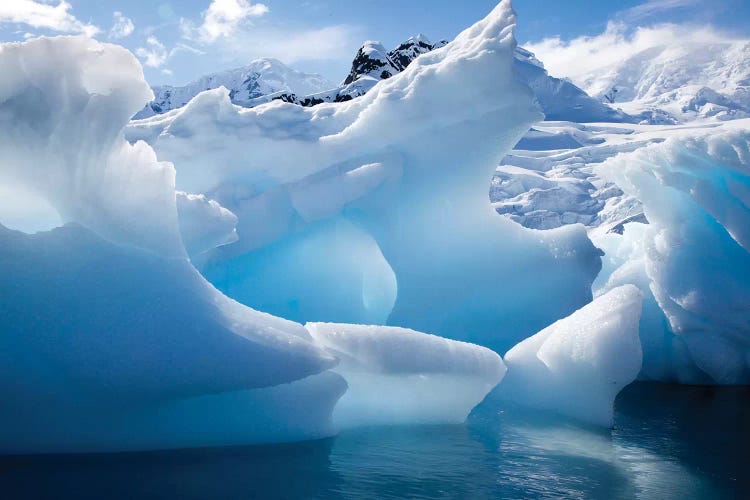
[1,382,747,499]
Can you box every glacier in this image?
[540,33,750,124]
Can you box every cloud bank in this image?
[525,22,740,84]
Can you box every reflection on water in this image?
[1,383,747,499]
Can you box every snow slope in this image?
[514,47,632,123]
[572,40,750,123]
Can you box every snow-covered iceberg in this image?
[501,285,643,427]
[127,0,602,352]
[595,125,750,385]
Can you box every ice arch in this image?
[128,0,602,351]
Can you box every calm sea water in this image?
[1,383,747,499]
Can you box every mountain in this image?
[513,47,632,123]
[571,40,750,122]
[133,34,628,124]
[278,36,631,123]
[276,35,449,106]
[133,58,335,119]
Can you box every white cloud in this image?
[0,0,98,36]
[183,0,269,43]
[617,0,701,23]
[525,22,737,83]
[109,11,134,39]
[136,36,168,68]
[135,38,205,71]
[214,24,361,65]
[170,0,359,72]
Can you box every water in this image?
[1,383,747,499]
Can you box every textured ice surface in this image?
[176,191,238,258]
[128,1,602,351]
[307,323,506,427]
[0,36,182,256]
[501,285,643,427]
[596,126,750,384]
[0,36,340,453]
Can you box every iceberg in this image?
[501,285,643,427]
[127,0,602,351]
[0,1,546,453]
[595,125,750,384]
[306,323,506,427]
[0,35,350,453]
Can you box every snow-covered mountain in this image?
[134,58,335,119]
[276,35,449,105]
[572,40,750,122]
[133,33,629,124]
[513,47,632,123]
[280,36,630,123]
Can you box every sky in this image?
[0,0,748,87]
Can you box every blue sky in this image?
[1,0,748,86]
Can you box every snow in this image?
[595,123,750,384]
[492,121,736,231]
[128,0,602,353]
[134,57,334,119]
[564,39,750,123]
[513,48,633,123]
[501,285,643,427]
[306,323,506,427]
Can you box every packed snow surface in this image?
[502,285,643,427]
